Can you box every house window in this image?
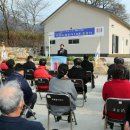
[50,40,55,44]
[126,39,128,46]
[112,35,119,53]
[68,39,79,44]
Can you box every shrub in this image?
[67,56,75,61]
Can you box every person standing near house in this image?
[1,43,8,61]
[57,44,67,56]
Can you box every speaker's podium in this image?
[50,56,67,71]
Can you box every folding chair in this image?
[35,78,49,104]
[24,69,34,86]
[104,98,130,130]
[71,79,86,107]
[48,70,57,76]
[86,71,93,88]
[21,104,36,119]
[46,93,77,130]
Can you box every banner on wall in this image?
[51,56,67,71]
[49,27,104,39]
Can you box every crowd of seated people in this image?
[4,55,130,130]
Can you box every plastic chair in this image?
[104,98,130,130]
[46,93,77,130]
[71,79,86,107]
[24,69,34,86]
[21,104,36,119]
[35,78,49,104]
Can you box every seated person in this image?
[4,59,15,77]
[23,55,36,71]
[23,56,36,86]
[102,64,130,129]
[49,63,77,120]
[68,58,87,94]
[0,80,45,130]
[81,54,95,88]
[107,57,129,80]
[34,58,52,90]
[5,63,37,118]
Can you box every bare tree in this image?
[15,0,49,32]
[78,0,129,23]
[0,0,11,45]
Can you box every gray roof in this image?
[41,0,130,29]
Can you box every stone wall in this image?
[0,47,31,62]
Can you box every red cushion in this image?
[37,85,49,90]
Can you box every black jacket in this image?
[0,115,45,130]
[68,66,87,84]
[81,60,94,72]
[23,61,36,71]
[57,48,67,56]
[68,65,87,93]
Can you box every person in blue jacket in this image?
[5,63,37,118]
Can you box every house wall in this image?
[43,1,129,56]
[109,18,130,54]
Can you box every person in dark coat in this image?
[23,55,36,71]
[68,58,87,94]
[57,44,67,56]
[107,57,129,80]
[23,56,36,86]
[0,81,45,130]
[5,59,15,77]
[5,63,37,118]
[81,54,95,88]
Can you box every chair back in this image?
[48,70,57,76]
[46,93,70,107]
[25,69,34,80]
[71,79,84,93]
[35,78,49,91]
[106,98,130,114]
[35,78,49,86]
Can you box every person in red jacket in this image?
[34,58,52,90]
[0,60,8,70]
[102,64,130,129]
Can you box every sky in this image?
[40,0,130,22]
[120,0,130,14]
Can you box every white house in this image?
[41,0,130,56]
